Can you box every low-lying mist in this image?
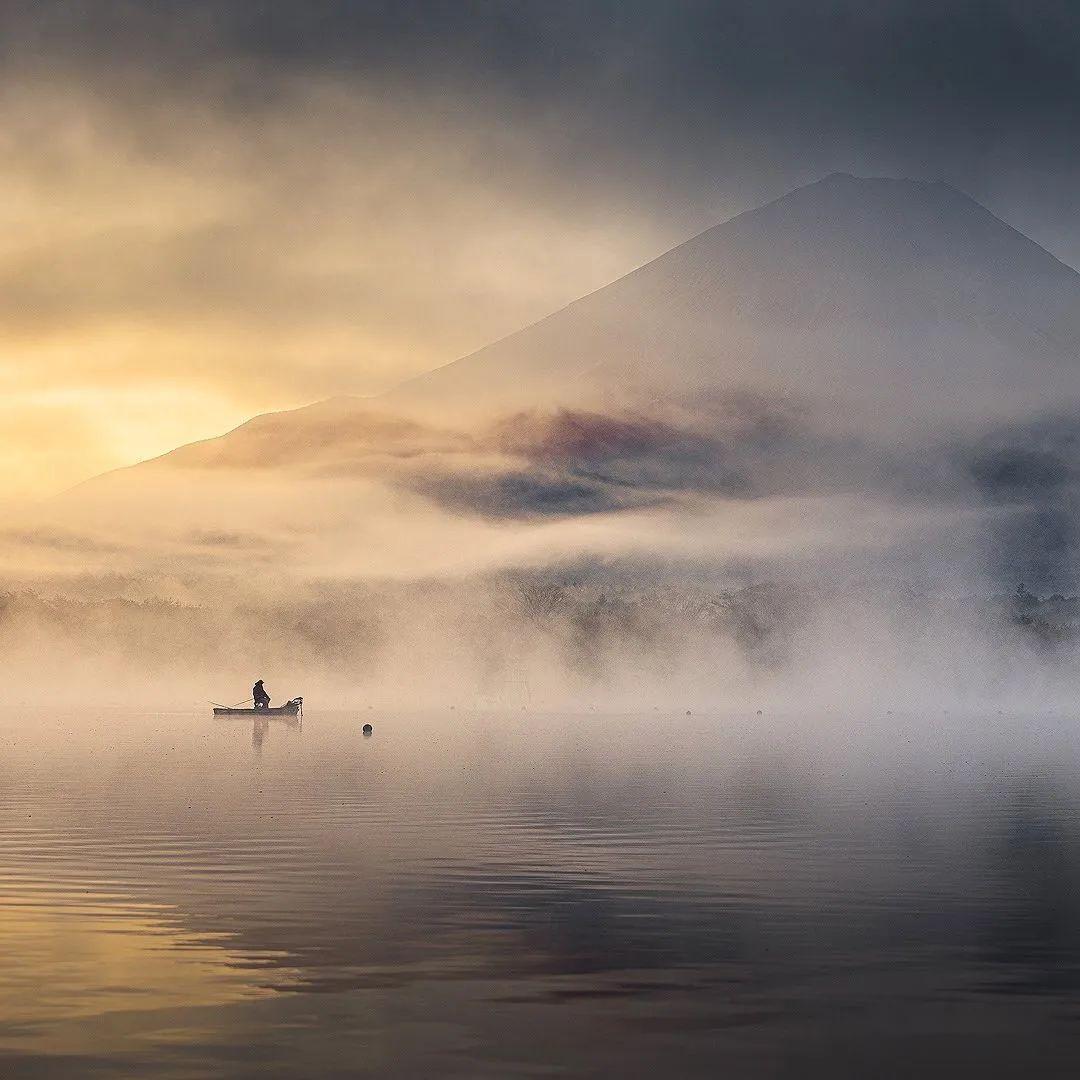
[4,395,1080,711]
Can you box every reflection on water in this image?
[3,708,1080,1076]
[242,712,300,754]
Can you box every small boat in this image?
[213,697,303,717]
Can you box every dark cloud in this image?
[17,2,1080,125]
[407,468,628,520]
[407,408,759,520]
[968,416,1080,499]
[970,448,1071,499]
[398,403,1080,593]
[964,417,1080,589]
[5,3,1080,256]
[494,409,753,498]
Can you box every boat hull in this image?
[213,704,301,716]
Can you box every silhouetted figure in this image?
[253,679,271,710]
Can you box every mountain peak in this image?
[818,170,933,185]
[725,172,988,236]
[385,173,1080,428]
[748,172,996,234]
[807,170,949,192]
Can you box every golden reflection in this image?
[0,899,297,1055]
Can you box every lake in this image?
[3,706,1080,1077]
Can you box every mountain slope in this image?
[77,172,1080,490]
[383,173,1080,429]
[37,174,1080,594]
[60,173,1080,527]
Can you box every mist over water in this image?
[4,175,1080,713]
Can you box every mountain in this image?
[49,174,1080,592]
[23,175,1080,691]
[83,173,1080,490]
[384,173,1080,431]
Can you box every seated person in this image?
[252,679,271,710]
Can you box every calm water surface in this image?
[3,707,1080,1077]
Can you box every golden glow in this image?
[0,899,295,1056]
[0,76,667,498]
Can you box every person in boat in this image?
[252,679,271,710]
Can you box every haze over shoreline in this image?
[0,175,1074,707]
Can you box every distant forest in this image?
[0,571,1076,706]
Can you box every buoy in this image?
[362,724,373,736]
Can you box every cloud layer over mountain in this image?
[1,171,1078,705]
[12,175,1075,599]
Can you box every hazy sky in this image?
[4,0,1080,495]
